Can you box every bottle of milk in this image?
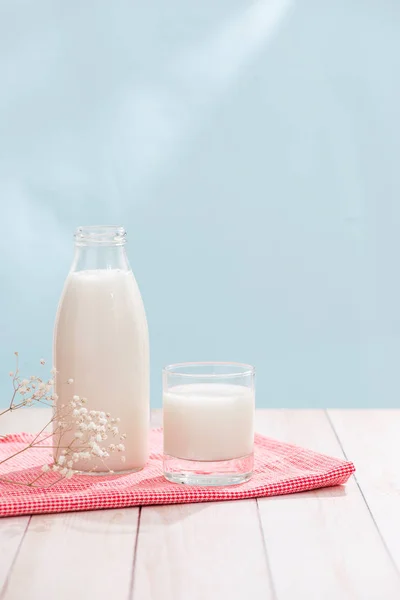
[53,226,149,473]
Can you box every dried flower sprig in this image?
[0,353,127,487]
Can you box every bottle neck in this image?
[71,245,131,272]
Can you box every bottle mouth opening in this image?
[74,226,126,246]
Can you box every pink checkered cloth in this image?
[0,429,355,517]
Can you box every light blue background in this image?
[0,0,399,408]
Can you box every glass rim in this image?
[163,361,255,379]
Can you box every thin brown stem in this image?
[27,472,45,486]
[30,415,57,445]
[0,477,33,487]
[46,475,65,488]
[0,399,29,418]
[0,445,31,466]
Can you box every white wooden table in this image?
[0,409,399,600]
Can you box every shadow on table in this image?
[262,485,348,503]
[36,500,212,535]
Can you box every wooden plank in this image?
[256,410,400,600]
[150,409,162,428]
[328,409,400,574]
[0,408,140,600]
[0,409,40,595]
[2,508,139,600]
[132,411,272,600]
[0,517,30,597]
[132,500,272,600]
[134,411,271,599]
[0,407,51,435]
[0,409,183,599]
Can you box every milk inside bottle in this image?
[53,226,149,473]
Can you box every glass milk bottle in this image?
[53,226,149,473]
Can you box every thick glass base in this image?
[76,466,144,476]
[163,453,253,486]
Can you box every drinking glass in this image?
[163,362,255,486]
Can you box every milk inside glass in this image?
[54,227,149,473]
[163,383,254,461]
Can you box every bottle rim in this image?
[74,226,126,246]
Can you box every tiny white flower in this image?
[72,409,79,417]
[57,455,66,466]
[74,431,83,439]
[79,422,88,431]
[47,379,54,386]
[41,464,50,472]
[51,367,57,375]
[67,378,74,384]
[66,469,74,479]
[21,378,29,386]
[51,393,58,401]
[95,434,102,442]
[52,464,60,472]
[61,449,67,455]
[67,460,73,468]
[108,444,116,451]
[106,412,111,418]
[60,467,68,476]
[18,386,27,395]
[30,375,36,381]
[40,358,45,365]
[79,407,87,415]
[91,444,102,457]
[115,418,121,424]
[111,426,118,436]
[120,433,127,440]
[72,395,80,402]
[116,444,125,452]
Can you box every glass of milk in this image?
[163,362,255,486]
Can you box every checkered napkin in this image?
[0,429,355,517]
